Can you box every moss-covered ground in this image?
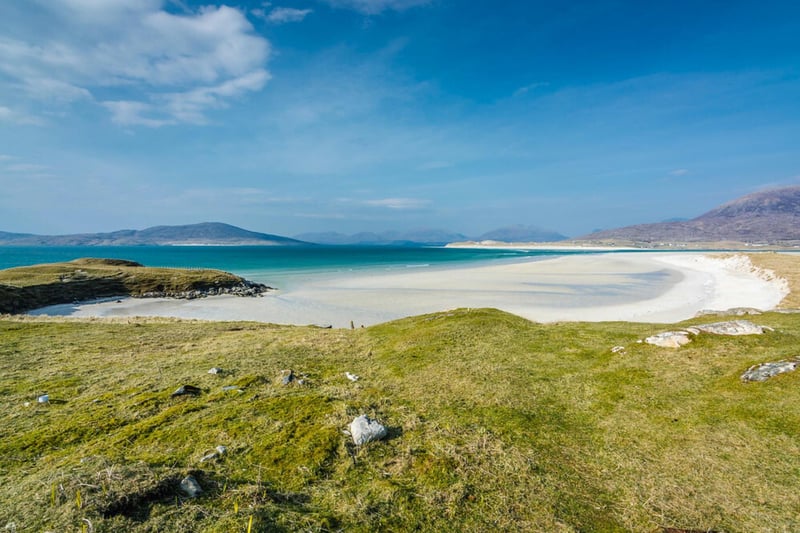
[1,307,799,532]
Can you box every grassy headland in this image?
[1,253,799,531]
[0,258,268,314]
[1,310,799,531]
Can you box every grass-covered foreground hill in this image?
[0,258,268,314]
[1,307,799,531]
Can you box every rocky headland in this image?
[0,258,272,314]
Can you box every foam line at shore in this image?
[29,253,789,328]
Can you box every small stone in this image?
[207,367,223,375]
[179,475,203,498]
[644,331,693,348]
[222,385,243,392]
[199,445,227,463]
[610,346,626,354]
[37,394,49,404]
[345,372,360,382]
[349,415,388,445]
[281,370,295,385]
[741,360,798,382]
[171,385,202,397]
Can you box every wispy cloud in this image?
[0,105,43,125]
[321,0,431,15]
[512,82,549,98]
[253,7,313,24]
[0,2,270,127]
[670,168,689,176]
[364,197,431,209]
[5,163,50,173]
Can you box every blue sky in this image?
[1,0,798,238]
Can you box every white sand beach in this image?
[30,253,789,328]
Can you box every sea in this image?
[0,245,598,289]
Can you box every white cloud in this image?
[670,168,689,176]
[0,2,271,126]
[102,101,174,128]
[0,105,43,125]
[364,197,431,209]
[160,69,271,124]
[255,7,313,24]
[19,78,92,103]
[321,0,431,15]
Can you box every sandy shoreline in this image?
[29,252,789,328]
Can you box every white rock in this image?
[37,394,49,404]
[741,361,798,382]
[179,475,203,498]
[345,372,360,382]
[207,367,223,375]
[644,331,693,348]
[349,415,388,445]
[689,320,771,336]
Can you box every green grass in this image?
[1,310,799,532]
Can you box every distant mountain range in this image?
[294,225,567,246]
[580,186,800,245]
[0,222,307,246]
[6,186,800,247]
[0,222,567,247]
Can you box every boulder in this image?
[349,415,388,445]
[644,331,693,348]
[741,361,798,382]
[179,475,203,498]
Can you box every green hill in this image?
[1,307,799,531]
[0,222,308,246]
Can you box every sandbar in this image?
[29,252,789,328]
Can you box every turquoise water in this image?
[0,245,597,288]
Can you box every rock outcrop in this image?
[741,360,798,382]
[644,320,771,348]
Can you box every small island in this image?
[0,258,272,314]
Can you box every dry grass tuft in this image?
[745,252,800,308]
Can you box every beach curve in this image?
[29,252,789,327]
